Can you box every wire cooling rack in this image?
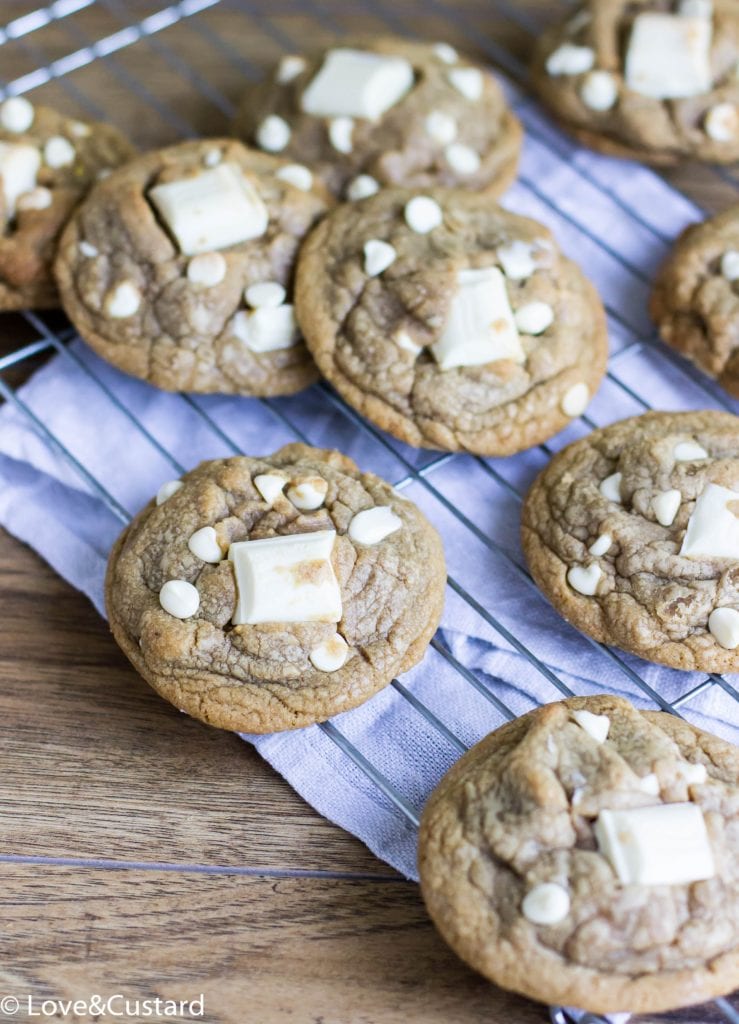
[1,2,739,1021]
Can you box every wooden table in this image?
[0,2,736,1022]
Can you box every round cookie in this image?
[233,37,522,199]
[54,139,331,396]
[105,443,446,733]
[651,205,739,397]
[0,97,134,310]
[295,187,608,456]
[531,0,739,165]
[419,694,739,1013]
[522,410,739,672]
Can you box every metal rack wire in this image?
[0,2,738,1021]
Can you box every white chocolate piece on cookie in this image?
[188,525,223,563]
[79,240,99,258]
[448,67,483,101]
[522,883,570,925]
[363,239,397,277]
[567,563,602,596]
[674,439,708,461]
[708,606,739,649]
[445,143,481,175]
[329,116,354,154]
[160,579,200,619]
[254,473,287,505]
[16,186,51,211]
[653,488,681,527]
[245,281,286,308]
[433,43,458,65]
[514,300,553,336]
[232,305,299,352]
[0,142,40,216]
[497,240,537,281]
[256,115,291,153]
[404,195,443,234]
[625,13,712,99]
[349,506,402,545]
[105,281,141,318]
[572,708,610,743]
[561,382,590,418]
[425,110,457,145]
[580,70,619,111]
[705,103,739,142]
[310,633,349,672]
[677,761,708,785]
[187,252,226,287]
[287,476,328,510]
[275,163,313,191]
[156,480,182,505]
[637,773,660,796]
[44,135,75,168]
[721,250,739,281]
[546,44,595,77]
[681,482,739,559]
[301,48,414,120]
[589,533,611,557]
[0,96,34,133]
[277,54,307,84]
[599,472,622,503]
[346,174,380,201]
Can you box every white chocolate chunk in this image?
[561,382,590,418]
[329,116,354,154]
[70,120,91,138]
[546,44,595,77]
[721,250,739,281]
[395,330,422,355]
[277,54,307,83]
[404,195,443,234]
[589,533,612,557]
[567,563,602,596]
[514,300,554,336]
[708,606,739,649]
[346,174,380,201]
[203,147,222,167]
[245,281,286,308]
[301,48,414,120]
[572,708,610,743]
[156,479,182,505]
[159,579,200,619]
[677,761,708,785]
[581,70,619,111]
[254,473,286,505]
[448,67,483,101]
[43,135,75,168]
[229,529,341,625]
[275,163,313,191]
[522,883,570,925]
[232,305,298,353]
[674,440,708,461]
[149,163,268,256]
[425,110,457,145]
[445,142,481,175]
[187,252,226,287]
[348,506,402,545]
[105,281,140,318]
[433,42,458,65]
[594,803,715,886]
[287,476,328,510]
[497,240,537,281]
[625,13,712,99]
[79,240,98,258]
[653,488,681,527]
[363,238,396,277]
[310,633,349,672]
[705,103,739,142]
[16,186,51,211]
[431,266,524,370]
[0,142,40,216]
[600,472,622,503]
[681,483,739,559]
[256,114,291,153]
[637,773,660,796]
[188,525,222,563]
[0,97,34,133]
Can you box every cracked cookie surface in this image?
[522,410,739,671]
[105,443,446,733]
[419,695,739,1013]
[54,138,331,396]
[295,187,608,456]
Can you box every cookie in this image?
[0,97,134,310]
[419,694,739,1013]
[531,0,739,165]
[522,410,739,672]
[54,139,332,396]
[651,205,739,397]
[233,37,522,199]
[105,443,446,733]
[295,187,608,456]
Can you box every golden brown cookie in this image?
[106,443,446,733]
[54,138,332,396]
[419,695,739,1013]
[295,187,608,456]
[233,37,522,198]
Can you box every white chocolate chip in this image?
[625,13,711,99]
[349,506,402,545]
[232,305,298,352]
[301,48,414,120]
[708,606,739,649]
[159,579,200,619]
[187,525,222,563]
[677,761,708,785]
[286,476,328,510]
[395,330,422,355]
[432,266,524,370]
[43,135,75,168]
[705,102,739,142]
[277,54,307,83]
[561,382,590,418]
[346,174,380,201]
[245,281,286,308]
[105,281,141,318]
[0,96,34,133]
[256,114,291,153]
[70,120,91,138]
[203,147,222,167]
[522,883,570,926]
[79,240,98,258]
[328,116,354,154]
[514,300,554,336]
[156,479,182,505]
[448,67,483,101]
[433,42,458,64]
[425,110,457,145]
[637,773,660,796]
[16,186,51,211]
[0,142,40,216]
[254,473,287,504]
[600,472,622,503]
[589,533,611,557]
[567,563,602,596]
[444,142,481,175]
[721,250,739,281]
[580,70,619,111]
[674,439,708,461]
[404,195,443,234]
[310,633,349,672]
[497,240,537,281]
[681,482,739,559]
[187,252,226,287]
[363,238,396,277]
[572,708,610,743]
[653,488,681,527]
[275,163,313,191]
[546,44,595,76]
